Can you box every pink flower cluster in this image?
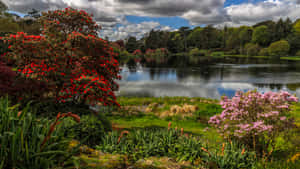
[209,90,298,139]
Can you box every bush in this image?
[268,40,290,57]
[295,51,300,56]
[2,8,121,106]
[211,51,224,58]
[97,127,205,163]
[66,114,112,147]
[0,62,49,103]
[244,43,260,56]
[259,48,269,56]
[0,97,80,169]
[189,48,201,56]
[209,90,298,154]
[32,100,91,117]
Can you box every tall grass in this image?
[0,97,79,169]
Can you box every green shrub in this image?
[66,113,112,147]
[189,48,201,56]
[295,51,300,56]
[199,49,210,56]
[0,97,79,169]
[32,100,91,117]
[224,49,239,55]
[268,40,290,57]
[259,48,269,56]
[211,51,224,58]
[244,43,260,56]
[97,127,205,163]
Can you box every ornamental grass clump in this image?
[209,90,298,154]
[0,97,80,169]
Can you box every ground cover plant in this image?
[97,126,206,164]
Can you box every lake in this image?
[117,63,300,99]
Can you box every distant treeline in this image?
[112,18,300,66]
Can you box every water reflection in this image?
[117,63,300,99]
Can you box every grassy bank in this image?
[218,54,300,61]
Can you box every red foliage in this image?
[0,60,49,100]
[2,8,121,106]
[133,49,142,55]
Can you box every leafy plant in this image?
[0,97,80,169]
[66,114,112,147]
[205,142,256,169]
[97,127,205,163]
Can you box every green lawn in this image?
[280,56,300,61]
[223,54,269,59]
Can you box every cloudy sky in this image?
[3,0,300,40]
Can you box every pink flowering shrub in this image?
[209,90,298,153]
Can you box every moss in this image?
[132,157,198,169]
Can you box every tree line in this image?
[114,18,300,65]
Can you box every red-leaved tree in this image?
[2,8,121,106]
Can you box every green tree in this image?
[252,25,271,47]
[268,40,290,57]
[167,31,184,53]
[144,30,169,50]
[286,19,300,55]
[225,27,240,50]
[179,26,191,52]
[198,25,222,49]
[273,18,293,42]
[187,27,202,48]
[293,19,300,36]
[287,34,300,55]
[244,43,260,57]
[0,18,21,33]
[0,0,7,13]
[239,26,253,47]
[125,36,139,53]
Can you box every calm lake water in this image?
[117,63,300,99]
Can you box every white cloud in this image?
[100,21,172,40]
[2,0,300,39]
[223,0,300,27]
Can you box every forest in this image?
[114,18,300,66]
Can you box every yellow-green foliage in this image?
[268,40,290,57]
[259,48,269,56]
[293,20,300,36]
[0,18,20,33]
[244,43,260,56]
